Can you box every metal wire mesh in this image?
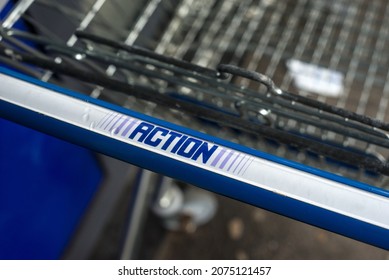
[2,0,389,187]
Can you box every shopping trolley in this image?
[1,0,389,257]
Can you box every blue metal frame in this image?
[1,67,389,250]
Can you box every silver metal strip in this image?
[308,1,340,104]
[123,0,160,46]
[279,2,324,92]
[264,0,307,78]
[1,0,35,28]
[336,2,379,109]
[227,1,266,67]
[241,1,286,88]
[205,0,253,67]
[67,0,108,46]
[41,0,108,82]
[1,72,389,230]
[91,0,161,98]
[356,3,389,116]
[191,0,235,67]
[163,0,216,59]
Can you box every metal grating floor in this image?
[158,0,389,120]
[153,0,389,186]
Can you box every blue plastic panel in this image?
[0,118,101,259]
[0,2,102,259]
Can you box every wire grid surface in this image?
[155,0,389,182]
[3,0,389,188]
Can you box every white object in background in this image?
[152,178,185,218]
[152,179,217,232]
[287,59,344,97]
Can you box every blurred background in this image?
[89,177,389,260]
[1,0,389,259]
